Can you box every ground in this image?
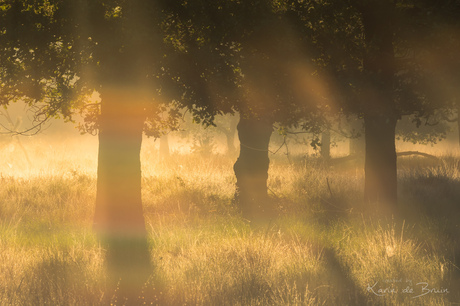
[0,135,458,305]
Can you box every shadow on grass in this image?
[399,172,460,304]
[100,234,164,305]
[248,214,371,305]
[319,247,369,305]
[22,253,102,305]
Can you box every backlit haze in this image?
[1,100,459,180]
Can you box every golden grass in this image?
[0,136,458,305]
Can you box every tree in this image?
[341,0,460,207]
[354,0,399,207]
[405,0,460,147]
[0,1,192,299]
[162,0,372,221]
[287,0,441,209]
[161,0,309,220]
[169,0,459,217]
[226,3,329,220]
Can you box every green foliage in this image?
[2,0,457,138]
[396,115,450,145]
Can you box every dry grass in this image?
[0,136,458,305]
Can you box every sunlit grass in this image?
[146,218,323,305]
[0,228,105,305]
[331,219,453,305]
[0,136,458,304]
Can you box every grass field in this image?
[0,135,459,305]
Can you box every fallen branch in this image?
[329,150,438,165]
[396,151,438,160]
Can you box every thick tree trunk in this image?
[364,115,397,205]
[359,1,398,208]
[457,102,460,147]
[233,115,273,220]
[93,87,151,299]
[321,129,331,159]
[94,89,146,234]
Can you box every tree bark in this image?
[93,87,151,298]
[94,88,146,234]
[233,115,274,220]
[457,101,460,147]
[364,115,397,205]
[359,1,398,208]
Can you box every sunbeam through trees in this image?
[1,0,460,304]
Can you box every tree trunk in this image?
[359,1,398,208]
[93,87,151,299]
[457,101,460,147]
[94,89,146,234]
[364,115,397,205]
[321,129,331,159]
[233,115,274,220]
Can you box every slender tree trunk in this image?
[233,115,274,220]
[93,87,151,298]
[321,129,331,159]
